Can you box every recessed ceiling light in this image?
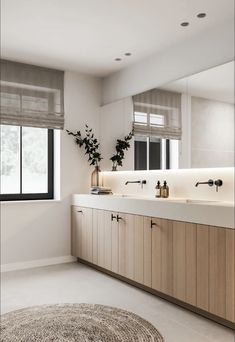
[124,53,132,56]
[197,13,207,18]
[115,58,122,61]
[181,22,189,27]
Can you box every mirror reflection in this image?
[100,61,234,171]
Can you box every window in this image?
[0,125,53,201]
[134,136,178,170]
[132,88,181,170]
[0,59,64,201]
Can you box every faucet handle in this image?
[214,179,223,192]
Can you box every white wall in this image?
[191,96,234,168]
[1,71,101,269]
[100,97,134,171]
[102,20,234,104]
[102,167,234,203]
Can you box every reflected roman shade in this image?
[0,59,64,129]
[133,88,182,140]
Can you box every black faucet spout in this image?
[125,180,147,188]
[195,179,214,187]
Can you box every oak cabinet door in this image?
[71,206,93,262]
[226,229,235,322]
[151,218,162,292]
[151,218,173,296]
[119,214,135,279]
[197,224,235,322]
[209,226,226,318]
[71,206,83,258]
[92,209,99,265]
[111,213,119,274]
[173,221,197,304]
[196,225,209,311]
[97,209,112,270]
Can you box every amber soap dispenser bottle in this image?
[161,180,169,198]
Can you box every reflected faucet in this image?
[125,180,147,188]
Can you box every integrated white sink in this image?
[184,199,220,204]
[111,194,235,207]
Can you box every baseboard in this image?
[1,255,76,273]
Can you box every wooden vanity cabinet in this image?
[72,205,235,327]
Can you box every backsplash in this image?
[101,167,234,202]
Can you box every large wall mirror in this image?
[100,61,234,171]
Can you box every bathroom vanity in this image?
[71,194,235,329]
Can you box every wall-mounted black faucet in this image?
[195,179,214,187]
[125,180,147,188]
[195,179,223,192]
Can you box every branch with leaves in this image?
[110,130,134,170]
[66,125,102,166]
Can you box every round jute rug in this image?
[0,303,164,342]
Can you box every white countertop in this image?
[72,194,234,229]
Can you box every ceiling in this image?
[161,61,234,104]
[1,0,234,77]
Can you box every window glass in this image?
[149,137,161,170]
[150,113,164,126]
[0,125,20,194]
[134,136,147,170]
[134,111,148,125]
[22,127,48,193]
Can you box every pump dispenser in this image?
[161,181,169,198]
[155,181,161,198]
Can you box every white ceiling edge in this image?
[102,19,234,105]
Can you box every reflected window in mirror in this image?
[134,136,179,170]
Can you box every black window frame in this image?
[0,127,54,201]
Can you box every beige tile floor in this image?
[1,262,234,341]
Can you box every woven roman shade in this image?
[0,59,64,129]
[133,88,182,140]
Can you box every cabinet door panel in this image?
[151,218,162,291]
[97,210,105,268]
[134,215,144,284]
[119,214,135,279]
[209,226,226,318]
[197,225,209,311]
[83,207,93,262]
[111,214,119,274]
[71,206,83,258]
[104,211,112,270]
[173,221,186,301]
[161,219,173,296]
[185,223,197,306]
[92,209,98,265]
[226,229,235,322]
[143,217,152,287]
[71,207,92,262]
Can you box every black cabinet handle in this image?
[117,215,123,222]
[77,210,83,213]
[111,213,117,221]
[151,219,156,228]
